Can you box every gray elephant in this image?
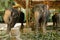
[52,12,60,30]
[32,4,50,34]
[3,8,25,34]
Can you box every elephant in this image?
[32,4,51,33]
[3,8,25,33]
[52,13,60,30]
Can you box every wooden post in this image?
[26,0,29,27]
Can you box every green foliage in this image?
[0,0,15,22]
[0,0,14,11]
[0,11,4,22]
[20,31,60,40]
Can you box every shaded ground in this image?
[0,22,60,40]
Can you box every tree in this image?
[0,0,14,11]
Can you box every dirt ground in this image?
[0,22,60,40]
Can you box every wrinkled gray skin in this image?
[3,8,19,33]
[3,8,24,34]
[52,13,60,28]
[32,4,50,33]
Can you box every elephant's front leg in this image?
[42,19,46,34]
[6,24,11,34]
[41,13,47,34]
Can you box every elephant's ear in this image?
[3,9,11,24]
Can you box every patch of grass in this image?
[20,31,60,40]
[46,25,53,30]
